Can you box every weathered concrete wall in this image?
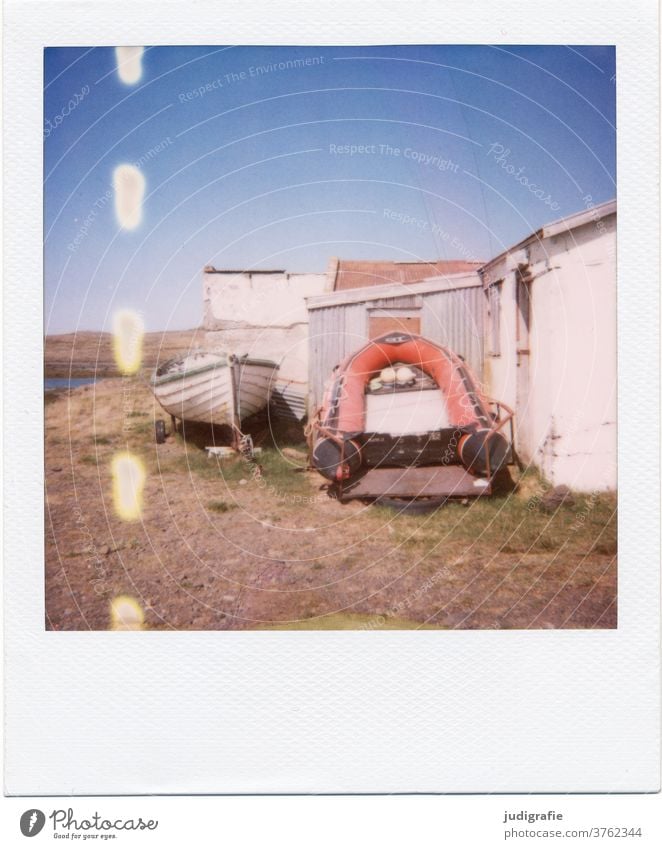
[481,211,616,491]
[202,269,328,384]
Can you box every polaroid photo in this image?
[3,0,659,797]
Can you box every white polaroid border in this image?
[3,0,659,794]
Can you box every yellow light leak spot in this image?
[112,452,146,521]
[110,595,145,630]
[112,309,144,375]
[115,46,144,85]
[113,164,145,230]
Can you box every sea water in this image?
[44,377,100,391]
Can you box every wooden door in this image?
[368,310,421,339]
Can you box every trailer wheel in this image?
[373,495,448,514]
[155,419,167,444]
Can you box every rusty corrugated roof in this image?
[332,259,483,290]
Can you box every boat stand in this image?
[231,424,255,460]
[336,464,492,503]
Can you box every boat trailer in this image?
[312,396,514,508]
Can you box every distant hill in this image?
[45,329,206,377]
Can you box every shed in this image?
[480,199,616,491]
[306,270,485,410]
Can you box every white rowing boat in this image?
[150,350,278,427]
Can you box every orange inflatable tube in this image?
[322,332,491,433]
[312,332,511,482]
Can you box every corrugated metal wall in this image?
[421,286,484,376]
[308,284,484,409]
[309,304,368,410]
[368,295,421,310]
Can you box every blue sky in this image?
[44,45,616,333]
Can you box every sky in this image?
[44,45,616,333]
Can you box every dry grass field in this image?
[44,372,617,631]
[45,328,205,377]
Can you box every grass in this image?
[253,612,442,630]
[80,454,99,465]
[379,487,617,557]
[254,450,310,495]
[151,441,312,498]
[147,431,616,557]
[56,375,615,563]
[206,499,237,513]
[127,419,158,437]
[45,391,64,406]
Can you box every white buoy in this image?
[396,366,416,384]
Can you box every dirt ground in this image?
[45,376,617,631]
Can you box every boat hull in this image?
[150,351,278,427]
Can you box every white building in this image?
[202,266,328,419]
[480,200,616,491]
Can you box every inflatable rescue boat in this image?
[310,332,513,500]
